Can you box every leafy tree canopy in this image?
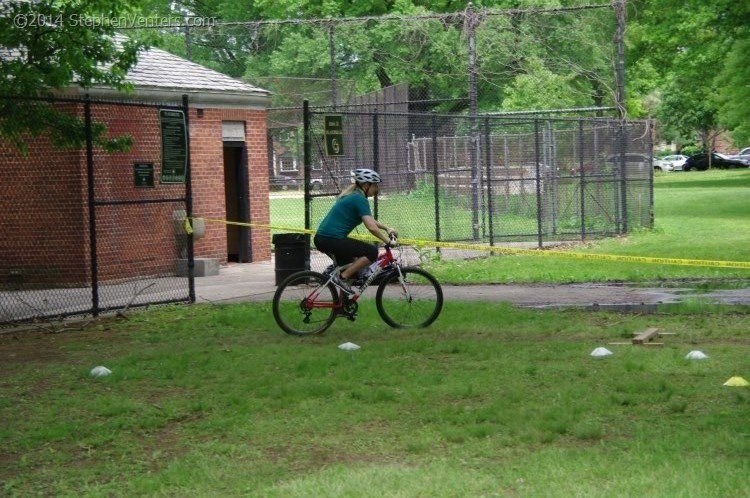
[628,0,749,149]
[0,0,143,152]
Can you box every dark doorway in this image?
[223,142,251,262]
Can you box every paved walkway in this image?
[195,260,750,309]
[2,260,748,327]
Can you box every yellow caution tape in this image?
[189,217,750,270]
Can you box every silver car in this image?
[727,147,750,165]
[657,154,689,171]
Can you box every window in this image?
[279,155,297,172]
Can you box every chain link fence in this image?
[0,95,194,327]
[269,105,652,271]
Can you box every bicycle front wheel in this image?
[273,271,338,336]
[375,267,443,328]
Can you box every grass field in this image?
[2,170,748,496]
[1,302,748,496]
[272,170,750,284]
[427,169,750,284]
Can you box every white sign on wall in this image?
[222,121,246,141]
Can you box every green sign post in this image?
[159,109,187,184]
[324,115,344,156]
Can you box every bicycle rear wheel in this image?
[273,271,338,336]
[375,267,443,328]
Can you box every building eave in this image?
[59,85,272,110]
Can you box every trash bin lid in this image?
[272,233,308,244]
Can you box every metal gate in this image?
[0,95,194,326]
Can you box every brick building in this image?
[1,43,272,288]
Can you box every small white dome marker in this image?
[685,350,708,360]
[590,347,613,358]
[338,342,360,352]
[90,366,112,377]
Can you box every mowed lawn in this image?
[425,169,750,284]
[0,301,748,496]
[271,170,750,284]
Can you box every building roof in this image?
[83,36,272,109]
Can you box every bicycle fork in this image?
[393,266,413,303]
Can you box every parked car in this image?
[269,175,299,190]
[605,153,652,176]
[653,158,673,172]
[683,152,749,171]
[657,154,688,171]
[727,147,750,164]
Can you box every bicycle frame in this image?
[306,244,402,313]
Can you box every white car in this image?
[658,154,689,171]
[727,147,750,164]
[653,158,673,172]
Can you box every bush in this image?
[680,144,702,156]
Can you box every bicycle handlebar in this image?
[384,233,398,249]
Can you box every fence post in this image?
[182,95,196,303]
[372,110,379,220]
[534,117,543,248]
[84,94,99,316]
[484,116,494,247]
[619,123,628,233]
[466,3,480,241]
[647,119,655,228]
[184,24,191,61]
[303,100,312,233]
[431,113,441,246]
[614,0,627,120]
[329,21,337,110]
[546,119,558,235]
[579,119,586,241]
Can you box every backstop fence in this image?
[0,95,194,327]
[270,103,653,271]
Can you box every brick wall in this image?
[0,102,90,286]
[189,107,271,262]
[1,100,271,288]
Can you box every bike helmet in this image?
[352,168,381,184]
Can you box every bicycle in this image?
[272,236,443,336]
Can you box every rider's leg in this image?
[314,235,377,282]
[341,256,370,280]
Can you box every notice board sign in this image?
[134,162,154,188]
[324,114,344,156]
[159,109,187,184]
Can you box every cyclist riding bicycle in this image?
[313,168,398,293]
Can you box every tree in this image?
[501,57,581,111]
[133,0,620,113]
[716,37,750,146]
[627,0,750,149]
[0,0,143,153]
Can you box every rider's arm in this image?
[362,215,393,244]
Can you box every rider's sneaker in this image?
[331,274,353,294]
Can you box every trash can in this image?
[272,233,310,285]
